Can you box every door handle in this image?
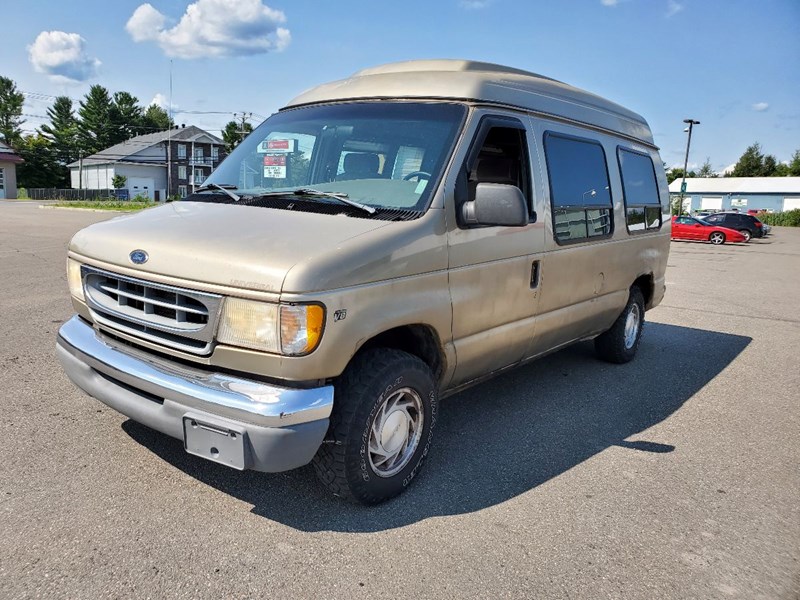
[530,260,540,289]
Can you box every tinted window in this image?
[546,135,611,207]
[618,148,661,232]
[544,133,612,243]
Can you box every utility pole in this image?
[678,119,700,216]
[233,112,252,147]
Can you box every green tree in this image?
[40,96,79,186]
[142,104,173,132]
[15,134,62,188]
[77,85,114,155]
[222,119,252,153]
[110,91,144,142]
[666,168,695,185]
[788,150,800,176]
[112,174,127,189]
[0,76,25,146]
[697,158,717,178]
[729,142,781,177]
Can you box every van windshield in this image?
[194,102,466,214]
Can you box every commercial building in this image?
[668,177,800,213]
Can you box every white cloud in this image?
[149,93,179,111]
[460,0,493,8]
[601,0,618,6]
[28,31,101,83]
[126,0,291,59]
[666,1,684,17]
[752,102,769,112]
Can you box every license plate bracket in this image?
[183,414,247,470]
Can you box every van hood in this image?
[69,202,391,293]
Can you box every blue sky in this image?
[4,0,799,172]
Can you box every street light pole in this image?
[678,118,700,216]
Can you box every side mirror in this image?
[462,183,529,227]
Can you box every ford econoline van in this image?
[57,60,670,504]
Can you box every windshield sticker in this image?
[414,179,428,195]
[263,155,287,179]
[257,139,297,154]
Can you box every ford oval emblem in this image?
[129,249,149,265]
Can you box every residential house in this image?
[0,140,23,199]
[668,177,800,213]
[68,125,224,200]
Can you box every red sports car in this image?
[671,216,747,245]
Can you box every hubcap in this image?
[368,387,424,478]
[711,233,723,244]
[624,304,640,350]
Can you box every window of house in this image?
[618,148,661,232]
[178,185,187,197]
[194,147,204,161]
[177,144,187,159]
[544,132,612,243]
[178,165,187,180]
[211,146,219,160]
[194,168,205,184]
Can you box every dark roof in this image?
[68,125,222,167]
[0,140,23,164]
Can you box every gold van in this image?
[57,60,670,504]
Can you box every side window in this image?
[618,148,661,233]
[544,132,612,243]
[458,121,531,224]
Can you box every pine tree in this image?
[0,76,25,146]
[141,104,173,132]
[40,96,79,184]
[730,143,764,177]
[77,85,114,155]
[697,158,717,178]
[110,91,144,142]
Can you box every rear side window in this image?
[618,148,661,232]
[544,132,612,243]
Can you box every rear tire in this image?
[312,348,437,504]
[594,287,645,364]
[709,231,726,245]
[739,229,752,242]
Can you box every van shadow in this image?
[122,322,750,532]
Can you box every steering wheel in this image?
[403,171,432,181]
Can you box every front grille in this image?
[82,267,222,355]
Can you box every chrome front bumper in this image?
[56,316,334,472]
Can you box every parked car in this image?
[700,212,764,241]
[56,59,671,504]
[671,216,747,244]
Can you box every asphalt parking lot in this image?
[1,201,798,599]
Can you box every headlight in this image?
[67,258,85,301]
[217,298,325,355]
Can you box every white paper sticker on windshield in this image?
[414,179,428,194]
[257,139,297,154]
[263,155,287,179]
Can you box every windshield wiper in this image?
[256,188,376,215]
[293,188,376,215]
[194,182,241,202]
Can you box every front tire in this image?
[594,287,645,364]
[312,348,437,504]
[709,231,726,245]
[739,229,752,242]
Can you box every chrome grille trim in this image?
[81,266,223,356]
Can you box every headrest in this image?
[343,152,380,175]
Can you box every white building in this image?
[68,126,224,201]
[668,177,800,213]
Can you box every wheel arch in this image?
[354,324,447,383]
[632,273,655,310]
